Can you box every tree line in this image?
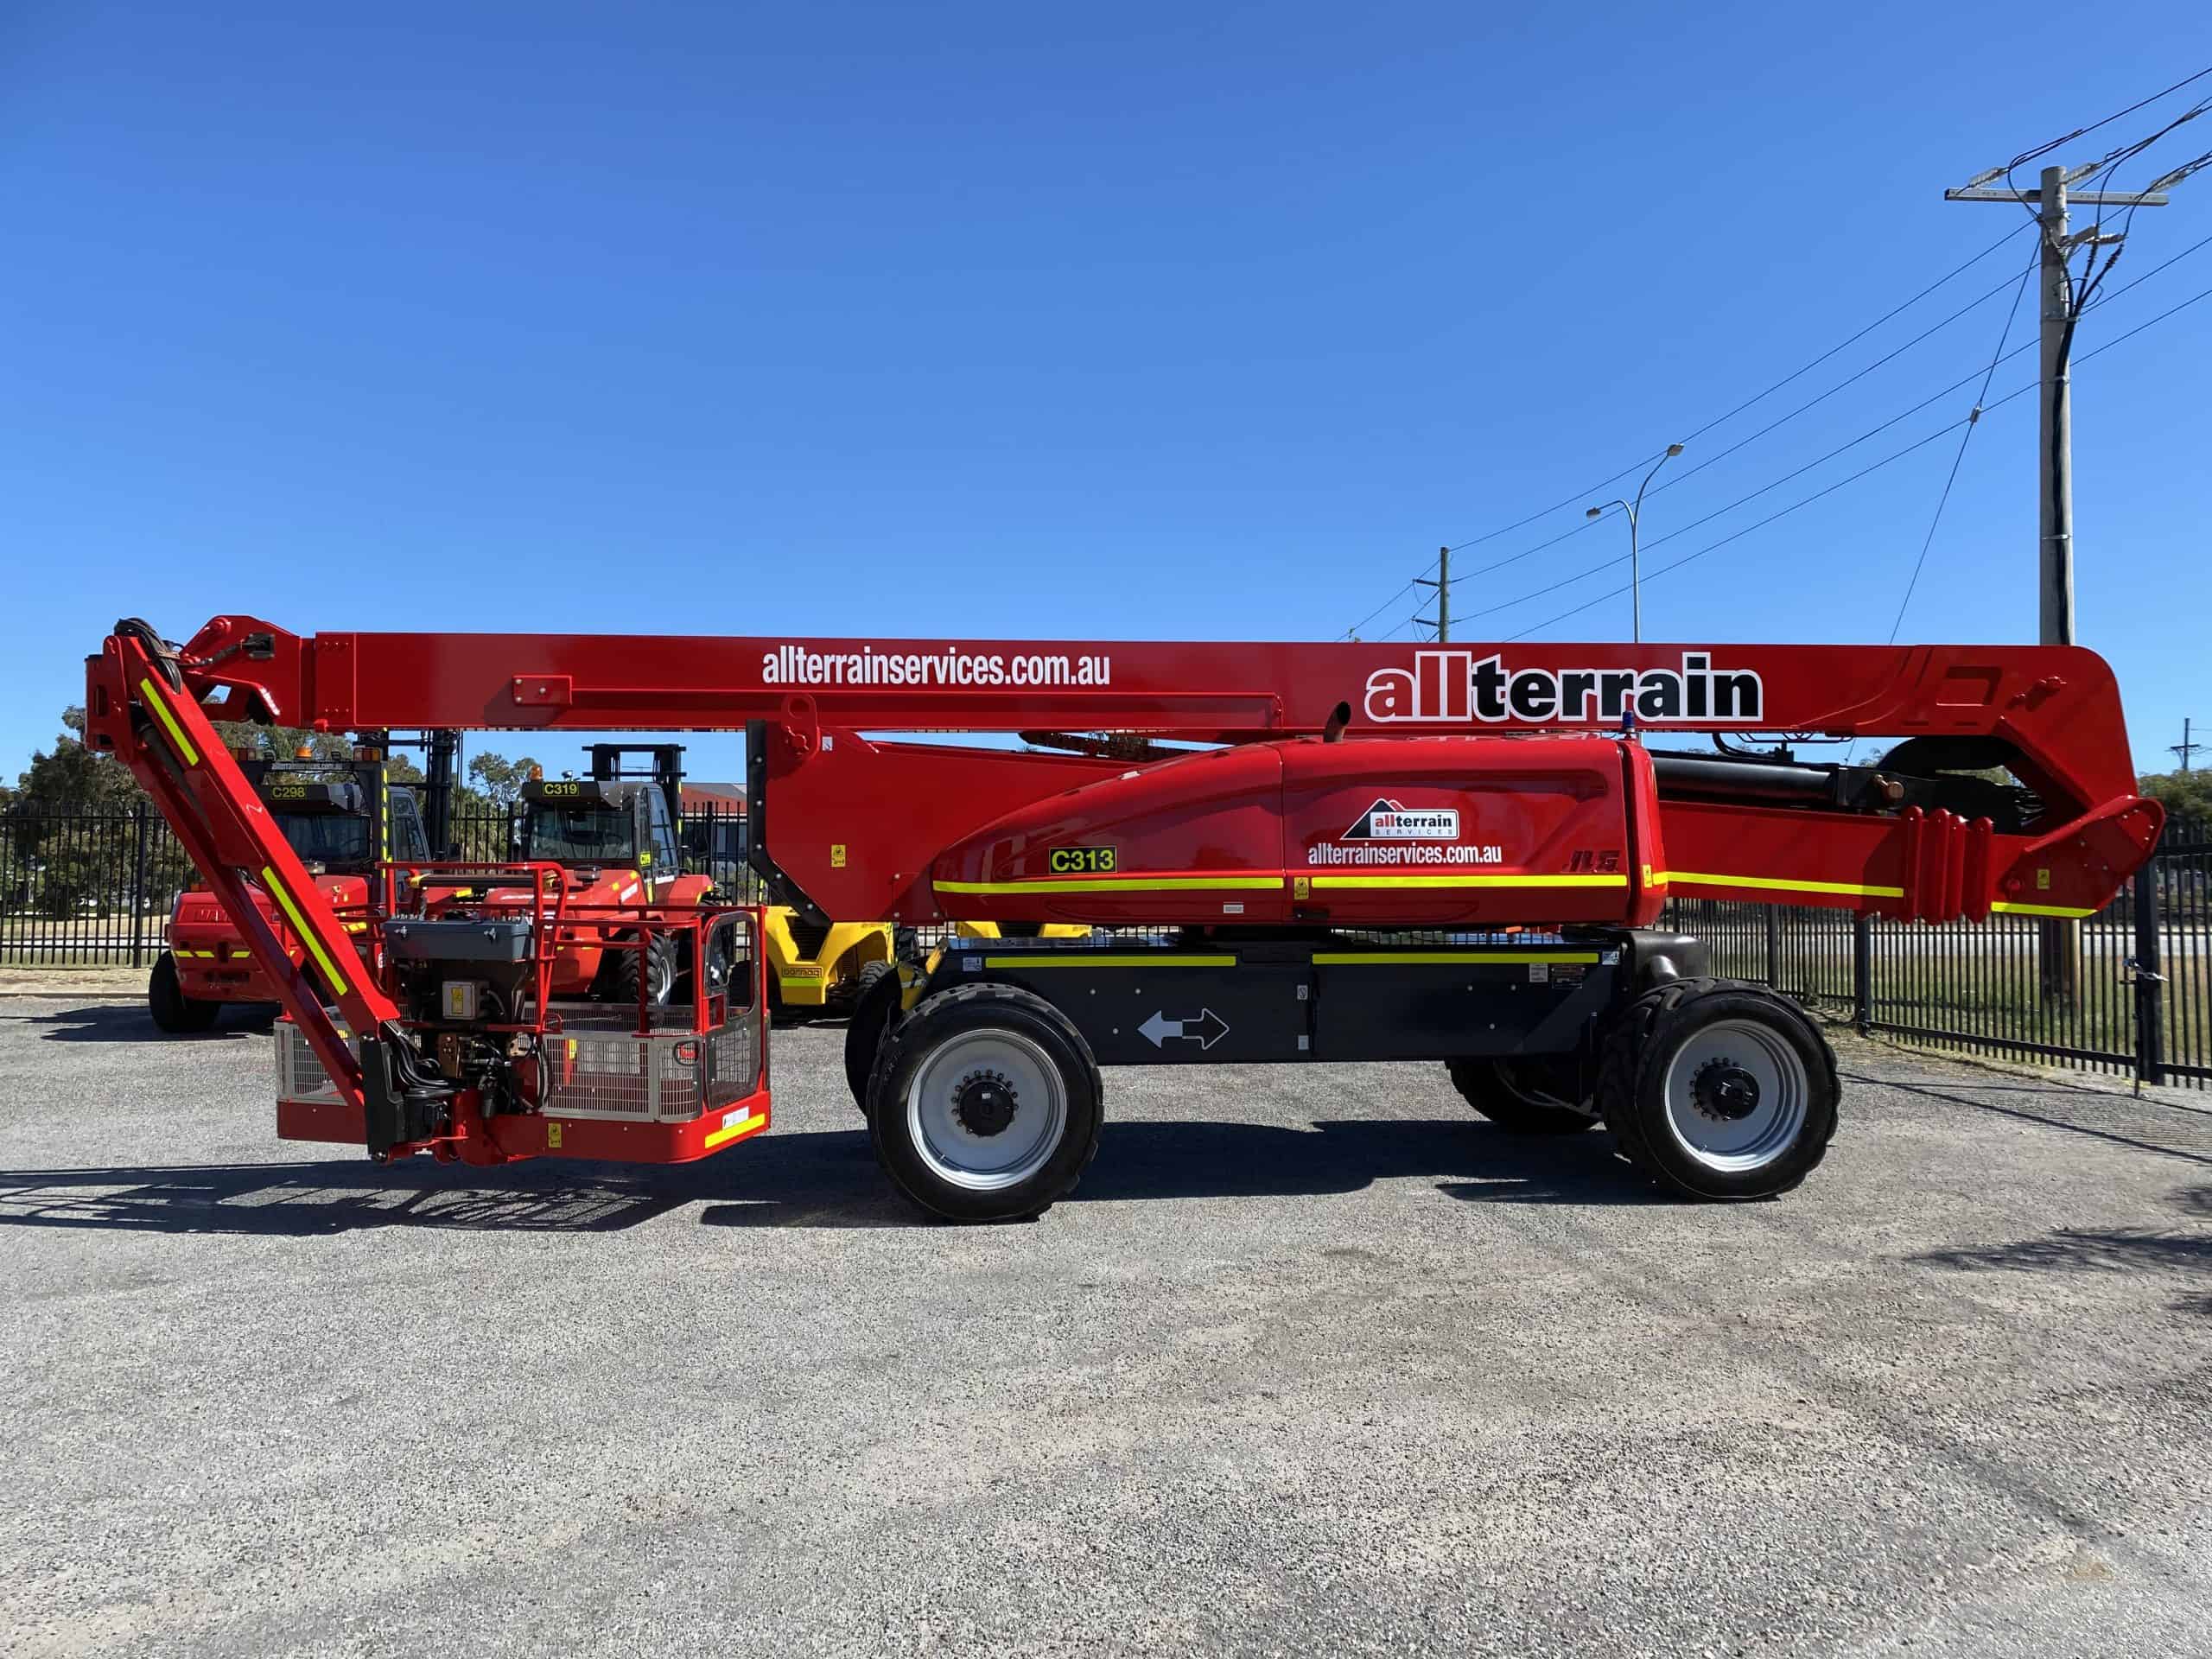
[0,707,542,919]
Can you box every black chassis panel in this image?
[920,937,1629,1069]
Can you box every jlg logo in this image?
[1364,650,1763,725]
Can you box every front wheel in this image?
[1599,977,1838,1199]
[149,952,219,1034]
[866,982,1103,1222]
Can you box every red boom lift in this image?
[86,617,2161,1221]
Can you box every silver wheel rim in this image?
[1660,1017,1809,1174]
[649,948,673,1003]
[906,1027,1068,1192]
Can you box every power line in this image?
[1885,252,2038,643]
[2000,66,2212,181]
[1342,564,1432,640]
[1397,227,2035,601]
[1338,224,2031,629]
[1502,279,2212,639]
[1458,232,2212,626]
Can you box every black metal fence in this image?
[3,795,2203,1089]
[0,804,197,966]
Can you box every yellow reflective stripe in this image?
[259,866,349,997]
[1313,950,1602,965]
[137,677,200,767]
[935,874,1283,895]
[983,954,1236,969]
[703,1111,766,1149]
[1991,900,2096,918]
[1308,874,1629,890]
[1661,871,1904,899]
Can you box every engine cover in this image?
[925,734,1663,929]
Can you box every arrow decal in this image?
[1138,1008,1230,1051]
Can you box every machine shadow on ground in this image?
[0,1118,1655,1238]
[1845,1069,2212,1170]
[1907,1183,2212,1318]
[28,1001,274,1044]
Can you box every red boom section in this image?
[159,618,2136,797]
[83,628,403,1101]
[90,617,2162,978]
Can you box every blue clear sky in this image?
[3,1,2207,782]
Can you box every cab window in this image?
[642,790,679,872]
[390,790,431,861]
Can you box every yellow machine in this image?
[760,906,897,1020]
[763,912,1091,1022]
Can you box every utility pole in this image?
[1943,163,2168,645]
[1946,159,2170,1008]
[2175,717,2201,774]
[1414,545,1450,642]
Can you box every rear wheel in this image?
[148,952,219,1034]
[866,982,1103,1222]
[1444,1057,1597,1134]
[1599,977,1838,1199]
[843,960,900,1116]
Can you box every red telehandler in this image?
[151,747,436,1032]
[86,618,2161,1222]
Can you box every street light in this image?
[1586,442,1685,645]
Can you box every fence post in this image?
[1853,913,1872,1034]
[130,802,151,970]
[1764,905,1783,990]
[2133,851,2164,1087]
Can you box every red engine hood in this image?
[174,873,369,929]
[925,735,1654,929]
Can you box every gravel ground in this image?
[5,995,2211,1658]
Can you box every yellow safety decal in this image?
[936,874,1283,895]
[1307,874,1629,890]
[982,954,1236,969]
[704,1109,767,1149]
[1293,875,1312,899]
[137,677,200,768]
[1312,950,1602,966]
[1990,900,2096,918]
[259,866,350,997]
[546,1122,563,1149]
[830,843,848,868]
[1660,871,1904,899]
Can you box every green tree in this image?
[467,752,543,804]
[2140,768,2212,830]
[5,708,193,919]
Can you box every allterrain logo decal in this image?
[1364,650,1764,725]
[1343,798,1459,841]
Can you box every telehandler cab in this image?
[150,748,433,1033]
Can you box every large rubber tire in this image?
[866,982,1103,1223]
[148,952,219,1034]
[1444,1057,1598,1134]
[608,935,677,1010]
[843,960,900,1116]
[1599,976,1838,1200]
